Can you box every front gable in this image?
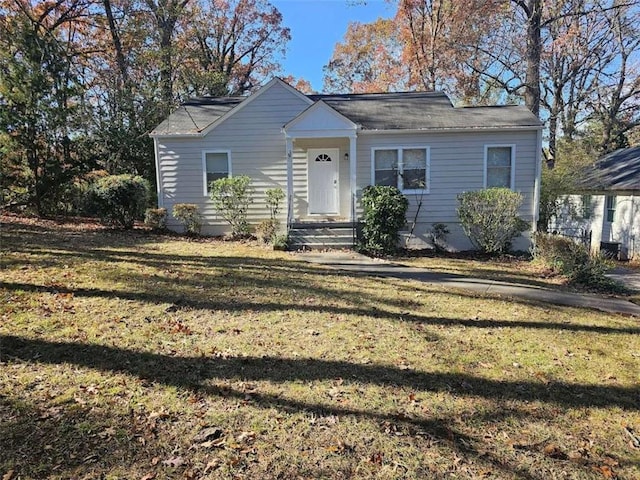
[200,77,313,137]
[284,101,358,138]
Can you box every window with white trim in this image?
[581,195,592,219]
[485,145,514,189]
[202,151,230,195]
[372,147,429,193]
[606,195,616,222]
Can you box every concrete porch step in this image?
[288,223,357,250]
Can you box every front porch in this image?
[283,100,359,235]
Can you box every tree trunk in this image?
[524,0,542,118]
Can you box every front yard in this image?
[1,216,639,479]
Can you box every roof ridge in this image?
[310,91,448,100]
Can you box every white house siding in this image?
[356,130,539,251]
[553,194,640,260]
[156,81,310,235]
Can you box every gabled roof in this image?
[151,78,542,137]
[283,100,358,137]
[581,145,640,191]
[150,78,312,137]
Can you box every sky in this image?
[271,0,394,92]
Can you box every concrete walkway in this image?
[297,251,640,317]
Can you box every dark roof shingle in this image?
[310,91,541,130]
[151,83,542,136]
[151,97,244,135]
[581,145,640,191]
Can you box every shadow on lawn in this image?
[5,334,637,479]
[0,379,544,480]
[3,335,638,412]
[2,279,639,336]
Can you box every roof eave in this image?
[149,131,205,139]
[358,125,543,134]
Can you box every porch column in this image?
[286,136,294,227]
[349,134,357,222]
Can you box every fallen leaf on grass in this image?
[325,441,354,455]
[370,452,383,465]
[543,443,568,460]
[161,456,185,468]
[193,427,223,444]
[592,465,616,478]
[3,470,15,480]
[236,431,256,443]
[203,459,221,474]
[140,473,156,480]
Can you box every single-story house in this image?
[551,145,640,260]
[151,77,543,250]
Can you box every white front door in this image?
[308,148,339,215]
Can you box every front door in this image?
[308,148,339,215]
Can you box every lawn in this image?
[1,216,639,480]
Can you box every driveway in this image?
[296,251,640,317]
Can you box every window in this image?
[372,147,429,193]
[606,195,616,222]
[202,151,230,195]
[581,195,592,219]
[485,145,514,189]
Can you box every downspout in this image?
[285,136,294,229]
[533,128,542,233]
[153,137,163,208]
[349,134,357,246]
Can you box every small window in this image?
[581,195,592,219]
[372,147,429,193]
[203,151,230,195]
[606,195,616,222]
[315,154,332,162]
[374,149,398,187]
[485,145,514,189]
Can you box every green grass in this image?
[1,215,639,479]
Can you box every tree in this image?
[587,2,640,152]
[176,0,290,96]
[142,0,191,114]
[323,18,407,93]
[397,0,503,102]
[0,6,87,214]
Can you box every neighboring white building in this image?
[552,145,640,260]
[150,78,543,250]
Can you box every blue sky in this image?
[272,0,394,92]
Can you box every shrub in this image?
[265,187,285,220]
[144,208,167,230]
[256,187,285,244]
[272,233,289,251]
[532,232,616,288]
[457,188,528,254]
[87,174,150,229]
[358,185,408,257]
[210,175,253,238]
[256,218,279,244]
[430,223,450,252]
[172,204,202,235]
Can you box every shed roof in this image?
[581,145,640,191]
[150,79,542,137]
